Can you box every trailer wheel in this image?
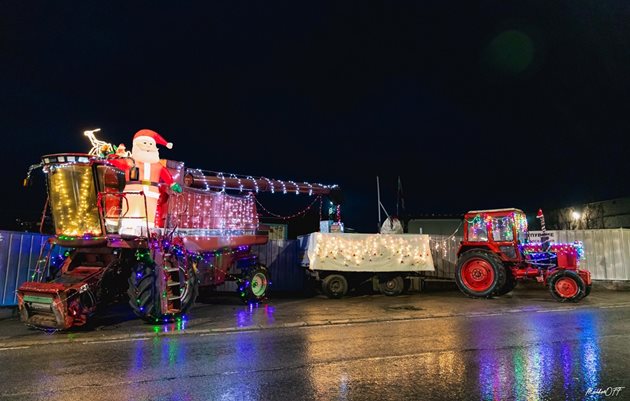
[128,261,198,323]
[549,270,585,302]
[494,267,517,296]
[322,274,348,299]
[379,275,405,296]
[455,250,506,298]
[239,265,270,303]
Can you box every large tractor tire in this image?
[548,270,586,302]
[494,267,517,296]
[322,274,348,299]
[378,275,405,296]
[128,261,198,323]
[455,250,506,298]
[238,264,271,303]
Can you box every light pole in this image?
[571,210,581,229]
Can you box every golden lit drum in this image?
[47,163,102,238]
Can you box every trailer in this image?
[301,232,434,298]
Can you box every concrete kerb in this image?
[593,280,630,291]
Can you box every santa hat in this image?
[133,129,173,149]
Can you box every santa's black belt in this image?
[128,180,160,187]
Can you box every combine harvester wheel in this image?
[128,257,198,323]
[238,264,270,303]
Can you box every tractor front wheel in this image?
[549,270,586,302]
[548,270,586,302]
[455,250,506,298]
[582,284,592,298]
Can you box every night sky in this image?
[1,1,629,233]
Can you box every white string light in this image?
[288,181,299,195]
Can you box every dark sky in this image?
[1,1,629,233]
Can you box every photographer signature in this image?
[586,387,625,397]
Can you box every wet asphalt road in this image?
[1,294,629,401]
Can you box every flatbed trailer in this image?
[301,232,434,297]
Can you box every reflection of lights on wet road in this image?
[235,303,276,328]
[304,322,468,399]
[338,372,349,401]
[151,317,187,334]
[477,311,601,401]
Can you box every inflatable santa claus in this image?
[117,129,182,235]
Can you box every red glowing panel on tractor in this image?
[167,190,258,231]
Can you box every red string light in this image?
[255,195,322,221]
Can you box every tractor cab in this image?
[459,208,529,262]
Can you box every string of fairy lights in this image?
[187,168,331,195]
[254,195,323,221]
[47,164,102,237]
[311,233,432,267]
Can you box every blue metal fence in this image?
[215,240,307,293]
[0,230,67,306]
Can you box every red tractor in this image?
[455,208,591,302]
[17,133,340,330]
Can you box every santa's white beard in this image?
[132,147,160,163]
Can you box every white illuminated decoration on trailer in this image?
[306,233,434,272]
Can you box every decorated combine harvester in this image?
[17,129,340,329]
[455,208,591,302]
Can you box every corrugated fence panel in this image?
[425,235,461,279]
[0,230,67,306]
[622,229,630,280]
[215,240,304,293]
[552,229,630,281]
[253,240,304,292]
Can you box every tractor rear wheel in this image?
[494,267,517,296]
[548,270,586,302]
[128,261,198,323]
[322,274,348,299]
[455,250,506,298]
[379,275,405,296]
